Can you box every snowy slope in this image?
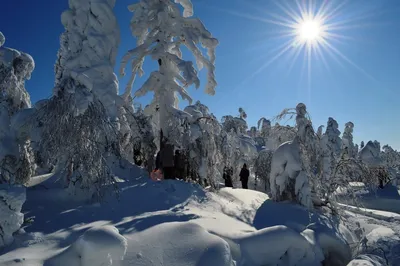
[1,167,399,265]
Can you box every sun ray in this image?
[272,0,303,25]
[215,8,294,28]
[314,44,331,73]
[320,38,378,82]
[285,43,305,77]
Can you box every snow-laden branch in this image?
[120,0,218,135]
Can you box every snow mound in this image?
[347,254,386,266]
[0,185,26,248]
[253,199,352,265]
[46,225,127,266]
[237,225,324,266]
[123,222,233,266]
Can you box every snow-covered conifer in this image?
[120,0,218,142]
[342,122,355,158]
[0,32,36,185]
[254,149,273,191]
[381,145,400,169]
[37,0,122,198]
[269,103,315,208]
[318,117,341,199]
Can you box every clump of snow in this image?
[269,139,312,208]
[123,222,233,266]
[0,185,26,248]
[46,225,127,266]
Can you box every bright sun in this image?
[297,19,322,43]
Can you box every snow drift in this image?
[45,225,127,266]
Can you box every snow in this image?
[359,141,383,167]
[269,139,312,208]
[1,165,400,265]
[0,185,26,248]
[54,0,121,118]
[336,182,400,214]
[123,222,233,266]
[238,225,324,266]
[46,225,127,266]
[121,0,218,137]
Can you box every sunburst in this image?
[218,0,382,94]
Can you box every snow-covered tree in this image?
[0,32,34,248]
[54,0,121,118]
[269,103,314,208]
[37,0,122,199]
[118,98,156,170]
[316,125,324,140]
[182,101,224,187]
[381,145,400,169]
[268,123,296,150]
[221,115,247,135]
[248,126,257,138]
[0,32,36,185]
[254,149,273,191]
[341,122,355,158]
[238,107,247,120]
[257,117,271,138]
[317,117,341,199]
[120,0,218,145]
[358,140,386,187]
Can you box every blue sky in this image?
[1,0,400,149]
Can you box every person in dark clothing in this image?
[239,164,250,189]
[160,142,175,179]
[174,150,185,180]
[223,166,233,188]
[155,151,161,170]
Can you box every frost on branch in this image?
[0,32,36,185]
[37,1,121,199]
[120,0,218,138]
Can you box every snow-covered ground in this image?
[1,166,400,265]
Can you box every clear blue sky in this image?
[1,0,400,149]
